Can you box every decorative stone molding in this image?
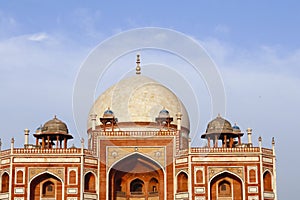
[106,146,165,169]
[208,166,244,181]
[29,167,64,181]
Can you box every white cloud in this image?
[28,32,49,41]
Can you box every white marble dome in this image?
[88,75,190,131]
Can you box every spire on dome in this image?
[136,54,141,75]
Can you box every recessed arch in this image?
[209,170,244,200]
[29,172,63,200]
[130,178,144,193]
[108,152,165,173]
[263,170,273,192]
[148,177,159,192]
[176,171,188,193]
[108,153,164,200]
[84,172,96,193]
[1,172,9,193]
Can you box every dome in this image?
[42,116,69,134]
[103,108,115,118]
[158,108,170,118]
[88,75,190,130]
[205,114,233,134]
[232,123,241,133]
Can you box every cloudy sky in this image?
[0,1,299,198]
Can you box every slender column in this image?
[90,114,97,131]
[207,137,211,148]
[42,137,45,149]
[238,135,241,145]
[224,135,227,147]
[64,138,67,149]
[229,137,233,148]
[247,128,253,147]
[47,136,50,148]
[36,138,39,146]
[214,135,218,147]
[24,128,30,147]
[10,138,14,153]
[56,136,59,149]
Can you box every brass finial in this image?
[136,54,141,75]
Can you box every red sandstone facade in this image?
[0,57,277,200]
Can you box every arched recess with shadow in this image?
[1,172,9,193]
[210,172,243,200]
[108,153,164,200]
[30,173,63,200]
[84,172,96,193]
[177,171,188,193]
[263,170,273,192]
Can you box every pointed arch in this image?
[28,172,64,200]
[108,152,165,200]
[108,152,165,172]
[209,171,244,200]
[176,171,188,193]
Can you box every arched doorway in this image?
[210,172,243,200]
[109,153,164,200]
[30,173,63,200]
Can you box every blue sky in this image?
[0,1,299,198]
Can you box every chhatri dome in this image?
[87,55,190,131]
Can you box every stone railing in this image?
[191,147,261,153]
[98,131,176,137]
[11,148,95,155]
